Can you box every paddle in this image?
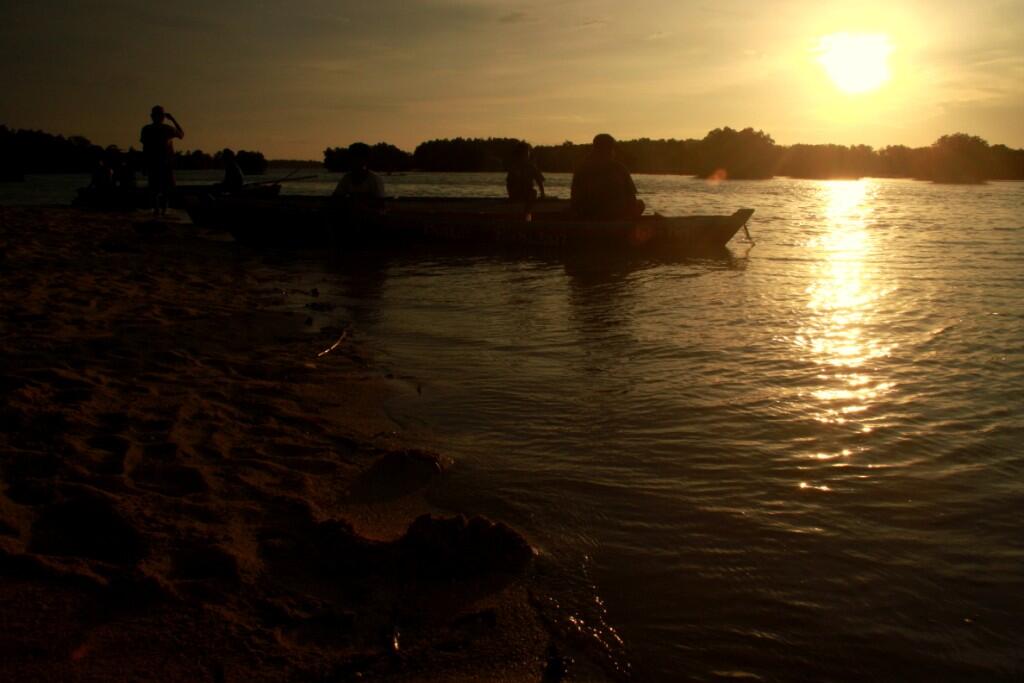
[244,173,318,187]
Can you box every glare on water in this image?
[265,174,1023,682]
[310,174,1024,682]
[799,180,895,440]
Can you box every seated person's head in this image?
[150,105,165,124]
[349,142,371,169]
[514,141,531,162]
[592,133,616,160]
[222,148,236,161]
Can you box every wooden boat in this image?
[72,183,281,210]
[188,196,568,242]
[186,194,755,252]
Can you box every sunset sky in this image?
[2,0,1021,159]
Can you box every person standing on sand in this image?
[570,133,644,220]
[140,105,184,215]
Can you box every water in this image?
[315,176,1024,681]
[6,173,1024,680]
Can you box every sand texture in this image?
[0,207,571,682]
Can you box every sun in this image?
[816,33,893,94]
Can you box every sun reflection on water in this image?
[795,180,895,463]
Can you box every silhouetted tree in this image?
[234,150,267,175]
[776,143,883,178]
[532,141,586,172]
[692,127,778,179]
[922,133,991,183]
[0,125,104,173]
[5,123,1021,181]
[988,144,1024,180]
[0,125,269,176]
[412,138,524,171]
[324,143,412,172]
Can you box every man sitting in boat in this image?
[332,143,384,200]
[506,142,545,203]
[88,158,114,191]
[219,149,244,193]
[571,133,644,220]
[113,157,136,189]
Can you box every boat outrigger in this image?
[185,194,755,252]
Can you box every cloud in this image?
[499,10,529,23]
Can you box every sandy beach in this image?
[0,206,565,682]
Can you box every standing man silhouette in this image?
[140,105,184,215]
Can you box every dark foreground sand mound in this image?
[0,207,580,682]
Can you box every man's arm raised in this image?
[165,113,185,139]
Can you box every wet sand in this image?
[0,207,565,682]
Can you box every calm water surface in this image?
[8,172,1023,680]
[317,175,1024,681]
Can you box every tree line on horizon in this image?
[324,128,1024,183]
[0,125,268,177]
[3,123,1021,183]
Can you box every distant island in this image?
[0,125,268,177]
[3,123,1022,183]
[326,130,1024,183]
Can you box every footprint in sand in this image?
[142,441,178,459]
[5,452,62,505]
[85,434,130,475]
[130,461,209,498]
[348,449,444,502]
[170,544,241,586]
[28,496,147,565]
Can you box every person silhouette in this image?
[140,105,184,215]
[506,142,545,203]
[332,143,384,200]
[570,133,644,220]
[113,155,136,190]
[88,158,113,191]
[220,149,244,193]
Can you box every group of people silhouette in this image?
[329,133,644,220]
[132,104,644,220]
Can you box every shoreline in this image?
[0,207,591,681]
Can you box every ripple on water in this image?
[267,176,1024,681]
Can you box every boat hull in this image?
[186,195,754,253]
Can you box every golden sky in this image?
[2,0,1021,158]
